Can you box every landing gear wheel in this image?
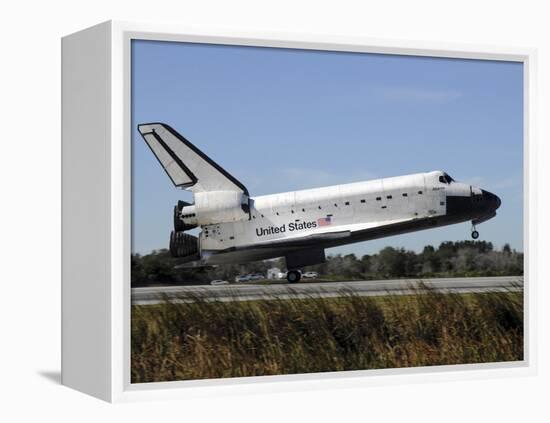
[287,270,301,284]
[471,230,479,240]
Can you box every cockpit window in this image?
[439,173,455,184]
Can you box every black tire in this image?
[287,270,301,283]
[471,230,479,239]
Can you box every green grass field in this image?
[131,289,523,383]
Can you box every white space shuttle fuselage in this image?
[138,123,501,283]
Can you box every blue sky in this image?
[131,39,523,256]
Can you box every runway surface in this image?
[132,276,523,305]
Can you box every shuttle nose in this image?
[482,190,501,211]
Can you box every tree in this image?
[376,247,406,278]
[131,240,523,287]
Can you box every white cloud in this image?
[463,174,522,192]
[462,175,486,187]
[375,86,463,104]
[280,167,336,189]
[278,167,377,191]
[491,175,522,190]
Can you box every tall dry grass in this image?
[131,288,523,383]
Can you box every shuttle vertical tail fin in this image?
[137,123,249,196]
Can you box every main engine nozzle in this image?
[174,200,198,232]
[169,231,199,258]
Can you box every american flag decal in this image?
[317,216,332,227]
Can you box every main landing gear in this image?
[471,224,479,240]
[286,270,301,283]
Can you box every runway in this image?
[131,276,523,305]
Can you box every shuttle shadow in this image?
[37,370,61,384]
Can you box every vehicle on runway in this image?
[249,274,264,281]
[267,267,285,280]
[138,123,501,283]
[210,279,229,286]
[234,275,251,283]
[303,271,318,279]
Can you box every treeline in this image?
[306,241,523,280]
[131,241,523,287]
[131,251,269,287]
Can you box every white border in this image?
[108,20,536,403]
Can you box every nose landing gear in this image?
[471,224,479,240]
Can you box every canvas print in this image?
[130,40,524,383]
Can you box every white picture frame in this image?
[61,20,537,402]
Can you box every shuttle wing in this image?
[215,216,424,255]
[173,231,352,268]
[238,230,352,251]
[137,123,249,195]
[178,216,430,268]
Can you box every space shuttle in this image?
[138,123,501,283]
